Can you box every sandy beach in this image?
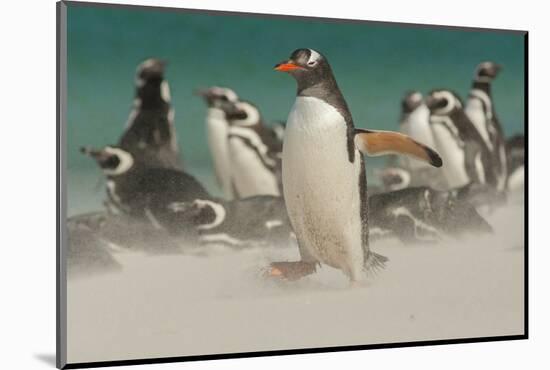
[66,196,524,364]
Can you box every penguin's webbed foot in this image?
[264,261,317,281]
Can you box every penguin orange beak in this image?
[274,61,304,72]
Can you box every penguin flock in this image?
[68,51,524,284]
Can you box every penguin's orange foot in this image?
[265,261,317,281]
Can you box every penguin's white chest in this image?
[400,105,435,171]
[206,108,233,199]
[228,126,280,198]
[283,96,364,279]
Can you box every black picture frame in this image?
[56,1,528,368]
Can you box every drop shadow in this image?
[34,353,56,367]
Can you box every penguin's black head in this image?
[136,58,166,84]
[274,48,334,91]
[80,146,134,176]
[195,86,239,108]
[401,91,424,114]
[219,100,262,127]
[425,89,463,116]
[474,61,501,82]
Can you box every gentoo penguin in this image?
[465,62,508,192]
[196,86,240,199]
[81,146,209,231]
[426,89,495,190]
[368,187,492,244]
[221,100,283,198]
[270,48,442,282]
[119,58,182,170]
[399,91,446,189]
[167,195,292,247]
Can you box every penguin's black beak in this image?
[274,60,304,72]
[194,88,212,100]
[80,146,110,162]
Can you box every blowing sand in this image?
[66,198,524,364]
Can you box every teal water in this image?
[66,3,525,212]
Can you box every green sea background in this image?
[66,3,525,215]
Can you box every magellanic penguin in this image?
[196,86,240,199]
[398,91,446,189]
[464,62,508,192]
[269,48,442,283]
[81,146,209,231]
[119,58,182,170]
[368,187,493,244]
[221,100,283,198]
[167,195,292,247]
[505,134,525,192]
[426,89,496,191]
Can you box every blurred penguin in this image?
[426,89,496,191]
[196,86,240,199]
[119,58,182,170]
[167,196,292,247]
[81,146,209,231]
[505,134,525,192]
[369,187,493,244]
[399,91,446,189]
[221,100,283,198]
[465,62,508,192]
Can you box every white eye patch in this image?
[102,147,134,176]
[307,49,321,65]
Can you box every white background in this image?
[0,0,546,369]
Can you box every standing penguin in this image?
[221,100,283,198]
[464,62,508,192]
[269,49,442,282]
[399,91,445,189]
[119,58,182,170]
[426,89,495,191]
[196,86,240,199]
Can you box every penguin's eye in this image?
[220,95,229,102]
[307,60,317,67]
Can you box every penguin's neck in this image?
[472,80,492,97]
[136,80,168,109]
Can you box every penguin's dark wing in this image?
[354,129,443,168]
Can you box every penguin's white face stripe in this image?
[307,49,321,65]
[195,200,226,230]
[410,92,423,104]
[160,81,171,103]
[210,87,239,103]
[474,62,496,82]
[140,58,157,70]
[102,147,134,176]
[431,90,461,115]
[230,102,260,127]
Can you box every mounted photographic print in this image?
[57,1,527,368]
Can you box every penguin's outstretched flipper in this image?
[354,129,443,168]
